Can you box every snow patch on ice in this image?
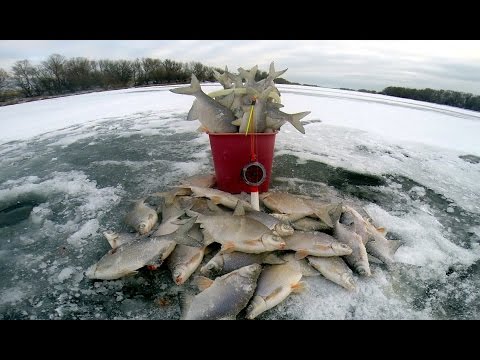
[57,267,75,282]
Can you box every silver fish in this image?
[245,210,295,236]
[237,65,258,87]
[338,205,370,243]
[182,264,262,320]
[260,192,314,219]
[182,185,254,211]
[334,218,371,276]
[291,217,330,232]
[85,237,176,280]
[124,199,158,235]
[283,231,352,259]
[191,211,286,254]
[167,244,206,285]
[103,230,141,249]
[200,251,284,277]
[266,109,310,134]
[365,222,402,266]
[245,262,305,319]
[170,74,237,133]
[239,86,274,133]
[307,256,357,290]
[86,217,200,280]
[213,66,233,89]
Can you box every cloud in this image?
[1,40,479,94]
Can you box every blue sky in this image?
[1,40,479,93]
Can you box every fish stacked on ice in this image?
[170,62,311,134]
[85,175,402,319]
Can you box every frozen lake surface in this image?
[0,84,479,319]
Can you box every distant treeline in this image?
[356,86,480,112]
[0,54,288,105]
[1,54,479,112]
[0,55,225,103]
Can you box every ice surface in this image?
[0,83,479,319]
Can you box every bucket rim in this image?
[208,132,278,136]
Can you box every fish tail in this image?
[170,74,201,95]
[288,111,310,134]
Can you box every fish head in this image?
[173,265,188,285]
[331,243,353,256]
[200,256,224,277]
[137,222,149,234]
[341,274,357,291]
[274,223,295,237]
[356,264,371,277]
[238,263,262,279]
[339,210,355,226]
[261,234,286,251]
[246,295,267,320]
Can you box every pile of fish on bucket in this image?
[170,62,311,134]
[86,174,402,320]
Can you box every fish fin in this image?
[206,200,223,213]
[263,253,286,265]
[265,287,283,301]
[294,250,309,260]
[196,126,208,133]
[299,262,321,277]
[313,208,334,228]
[367,253,384,265]
[291,281,307,293]
[210,196,222,205]
[103,231,119,249]
[192,276,214,291]
[170,217,191,225]
[245,239,260,245]
[221,242,236,253]
[328,203,344,225]
[233,200,245,216]
[231,119,242,126]
[187,100,199,121]
[269,61,288,79]
[170,74,201,95]
[260,86,275,100]
[376,226,387,235]
[288,111,310,134]
[178,290,194,319]
[173,217,204,247]
[123,270,139,278]
[362,234,373,246]
[202,229,215,246]
[185,208,202,219]
[387,240,403,256]
[212,69,222,82]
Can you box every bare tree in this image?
[63,57,93,91]
[0,68,8,90]
[12,60,37,97]
[131,58,143,86]
[41,54,67,93]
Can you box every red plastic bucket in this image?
[208,133,276,194]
